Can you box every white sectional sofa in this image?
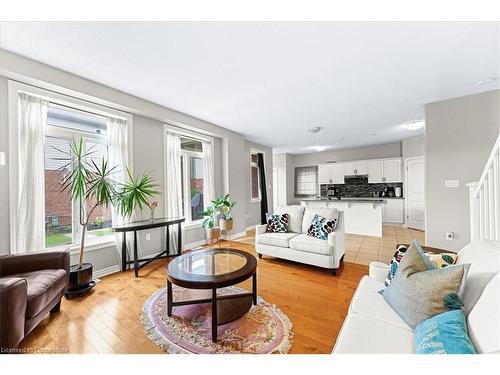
[333,240,500,354]
[255,205,346,275]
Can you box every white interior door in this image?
[406,157,425,231]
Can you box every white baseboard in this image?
[184,239,207,250]
[93,264,121,279]
[221,230,246,240]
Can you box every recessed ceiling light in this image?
[307,126,323,134]
[477,77,498,86]
[311,145,327,152]
[402,120,425,131]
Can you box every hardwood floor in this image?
[19,240,368,354]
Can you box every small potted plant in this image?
[201,204,220,248]
[213,194,237,231]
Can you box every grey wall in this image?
[425,90,500,251]
[245,141,273,227]
[402,135,425,158]
[0,50,271,272]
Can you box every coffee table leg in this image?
[252,272,257,305]
[167,280,173,317]
[212,288,217,342]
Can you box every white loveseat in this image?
[333,240,500,354]
[255,205,346,275]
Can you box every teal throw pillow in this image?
[414,310,477,354]
[265,213,289,233]
[306,214,337,240]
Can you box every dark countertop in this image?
[301,196,404,203]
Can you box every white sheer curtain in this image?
[14,93,49,253]
[165,131,183,253]
[202,140,215,209]
[107,117,129,263]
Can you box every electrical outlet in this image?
[446,232,454,241]
[445,180,460,188]
[146,233,151,241]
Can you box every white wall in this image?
[0,50,271,272]
[425,90,499,251]
[402,135,425,158]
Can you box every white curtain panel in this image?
[107,116,129,263]
[165,131,183,253]
[202,140,215,210]
[14,93,49,253]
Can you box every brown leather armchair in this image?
[0,248,70,350]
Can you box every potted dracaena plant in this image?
[213,194,237,232]
[56,139,158,296]
[201,204,221,248]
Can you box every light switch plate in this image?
[0,151,5,167]
[445,179,460,188]
[145,233,151,241]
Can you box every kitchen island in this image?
[301,198,384,237]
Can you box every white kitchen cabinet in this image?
[318,164,344,184]
[367,158,402,183]
[318,164,331,184]
[342,162,355,176]
[383,199,404,224]
[330,164,344,183]
[342,161,367,177]
[383,159,402,182]
[367,160,383,183]
[355,161,368,175]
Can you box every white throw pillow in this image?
[301,207,339,234]
[274,205,305,234]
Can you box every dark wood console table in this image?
[113,217,185,277]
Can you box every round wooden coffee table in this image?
[166,248,257,342]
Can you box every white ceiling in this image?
[1,22,499,154]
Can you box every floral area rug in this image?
[141,285,293,354]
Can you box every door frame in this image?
[404,156,426,240]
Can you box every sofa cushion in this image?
[381,241,470,329]
[456,240,500,315]
[275,205,304,234]
[333,313,414,354]
[12,269,66,318]
[256,232,298,248]
[467,274,499,353]
[265,213,289,233]
[349,276,411,331]
[301,207,339,234]
[289,234,334,255]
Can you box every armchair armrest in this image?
[0,249,70,285]
[0,277,27,349]
[369,261,390,283]
[255,224,267,236]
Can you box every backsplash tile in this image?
[320,180,403,198]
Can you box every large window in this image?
[44,103,113,248]
[250,152,261,202]
[180,137,205,223]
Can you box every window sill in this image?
[251,198,262,203]
[48,236,116,255]
[183,220,203,230]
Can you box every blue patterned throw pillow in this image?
[265,213,289,233]
[306,214,337,240]
[414,310,477,354]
